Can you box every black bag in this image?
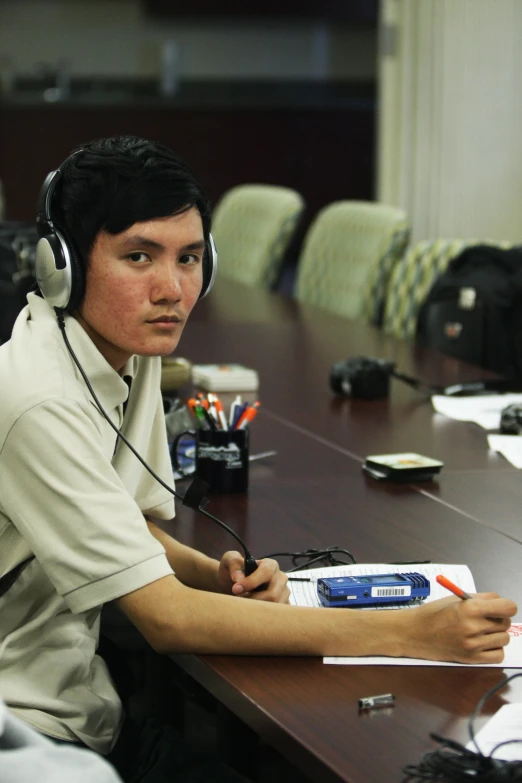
[416,244,522,379]
[0,221,38,344]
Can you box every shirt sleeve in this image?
[0,399,173,614]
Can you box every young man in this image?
[0,137,517,778]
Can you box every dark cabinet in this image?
[0,89,375,238]
[144,0,378,21]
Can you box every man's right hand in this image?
[402,593,517,664]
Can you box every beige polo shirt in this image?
[0,293,175,753]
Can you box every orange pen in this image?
[213,396,228,431]
[436,574,473,600]
[236,401,260,430]
[196,392,209,410]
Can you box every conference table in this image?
[165,277,522,783]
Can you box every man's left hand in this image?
[217,551,290,603]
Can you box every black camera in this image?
[500,403,522,434]
[330,357,396,400]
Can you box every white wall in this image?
[0,0,377,81]
[378,0,522,243]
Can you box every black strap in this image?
[391,369,522,397]
[0,555,36,598]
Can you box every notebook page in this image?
[288,563,522,667]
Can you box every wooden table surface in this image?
[167,277,522,783]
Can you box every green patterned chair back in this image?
[382,238,513,340]
[211,184,305,288]
[294,201,409,323]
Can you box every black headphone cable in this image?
[55,309,261,580]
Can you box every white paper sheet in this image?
[487,434,522,468]
[431,394,522,431]
[466,703,522,760]
[324,626,522,668]
[288,563,522,668]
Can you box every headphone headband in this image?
[36,170,61,235]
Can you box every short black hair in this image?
[51,135,211,263]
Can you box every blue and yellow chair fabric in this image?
[381,238,512,340]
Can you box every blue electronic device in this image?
[317,572,430,608]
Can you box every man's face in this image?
[76,207,205,372]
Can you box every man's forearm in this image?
[146,519,220,592]
[120,574,408,658]
[118,568,515,664]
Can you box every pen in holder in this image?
[172,428,249,493]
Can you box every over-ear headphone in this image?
[35,151,218,312]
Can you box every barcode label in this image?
[371,586,411,598]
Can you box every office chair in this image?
[381,238,512,340]
[294,201,409,323]
[211,183,305,288]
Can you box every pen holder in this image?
[172,429,249,493]
[197,429,249,493]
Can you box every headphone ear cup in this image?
[199,233,217,299]
[65,238,85,313]
[35,228,83,312]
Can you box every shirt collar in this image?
[27,293,137,412]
